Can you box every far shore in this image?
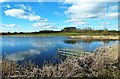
[1,34,119,40]
[69,35,119,40]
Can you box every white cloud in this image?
[38,0,44,2]
[0,24,21,28]
[54,12,62,16]
[64,1,105,26]
[3,4,11,8]
[18,4,27,10]
[4,5,57,31]
[74,21,88,26]
[101,12,118,19]
[6,4,10,8]
[4,9,25,17]
[59,6,68,9]
[99,22,111,29]
[101,22,111,26]
[28,15,41,21]
[109,5,118,11]
[63,0,119,3]
[4,9,41,21]
[65,19,89,26]
[0,24,21,32]
[32,22,49,27]
[63,0,118,27]
[64,2,106,19]
[0,0,6,2]
[17,4,32,11]
[0,0,119,2]
[32,21,57,30]
[65,19,81,23]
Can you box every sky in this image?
[0,0,119,32]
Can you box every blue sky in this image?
[0,1,119,32]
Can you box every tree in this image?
[102,28,109,35]
[82,27,92,30]
[7,32,10,35]
[62,27,77,32]
[14,32,17,34]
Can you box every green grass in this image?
[2,32,118,36]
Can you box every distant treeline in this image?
[1,30,61,35]
[1,27,120,35]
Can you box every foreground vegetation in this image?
[1,44,119,78]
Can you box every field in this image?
[1,32,119,36]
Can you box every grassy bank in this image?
[1,44,119,78]
[1,32,119,37]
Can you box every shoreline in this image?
[0,32,119,37]
[70,35,119,40]
[1,35,120,39]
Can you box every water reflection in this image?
[32,37,59,48]
[5,49,41,61]
[64,40,77,44]
[63,39,117,45]
[2,36,118,66]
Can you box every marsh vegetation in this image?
[1,44,119,78]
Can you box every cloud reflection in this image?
[32,37,60,48]
[5,49,41,61]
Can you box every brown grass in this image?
[1,44,119,78]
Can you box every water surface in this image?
[1,36,118,66]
